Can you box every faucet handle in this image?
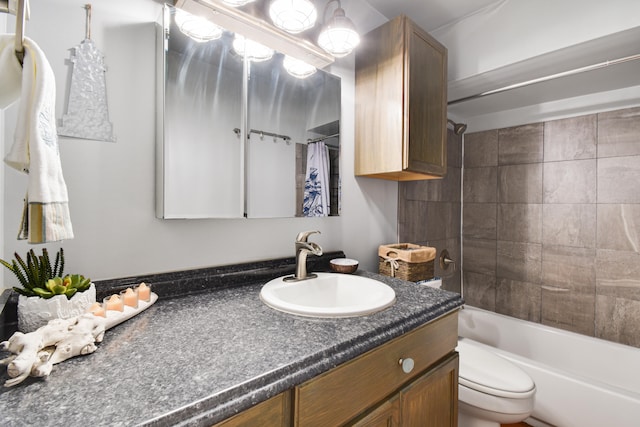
[296,230,320,242]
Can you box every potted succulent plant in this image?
[1,248,95,332]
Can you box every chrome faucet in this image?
[284,230,323,282]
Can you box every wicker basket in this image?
[378,243,436,282]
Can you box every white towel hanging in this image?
[5,37,74,243]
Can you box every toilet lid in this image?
[457,338,535,399]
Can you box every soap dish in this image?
[330,258,359,274]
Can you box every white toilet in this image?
[456,338,536,427]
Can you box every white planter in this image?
[17,284,96,333]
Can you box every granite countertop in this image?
[0,254,463,426]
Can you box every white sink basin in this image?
[260,272,396,318]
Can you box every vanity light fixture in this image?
[232,34,274,62]
[317,0,360,57]
[283,55,317,78]
[269,0,318,34]
[222,0,255,6]
[175,0,335,68]
[174,8,223,42]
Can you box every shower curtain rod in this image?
[306,132,339,144]
[448,53,640,105]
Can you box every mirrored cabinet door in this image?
[246,59,340,218]
[156,5,341,219]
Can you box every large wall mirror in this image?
[156,5,341,219]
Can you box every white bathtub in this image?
[458,305,640,427]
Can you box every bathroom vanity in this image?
[0,254,462,426]
[217,312,458,426]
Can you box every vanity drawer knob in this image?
[399,357,415,374]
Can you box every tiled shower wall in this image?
[398,129,462,293]
[463,106,640,348]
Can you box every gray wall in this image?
[463,106,640,348]
[2,0,396,287]
[398,129,462,293]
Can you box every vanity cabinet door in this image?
[355,15,447,181]
[350,395,400,427]
[213,391,291,427]
[400,353,459,426]
[294,312,458,426]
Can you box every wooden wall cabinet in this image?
[355,15,448,181]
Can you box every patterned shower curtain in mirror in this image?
[303,141,330,216]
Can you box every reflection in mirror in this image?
[156,5,341,219]
[247,56,340,218]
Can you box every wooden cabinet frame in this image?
[355,15,448,181]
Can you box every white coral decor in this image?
[18,284,96,333]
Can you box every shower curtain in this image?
[303,141,330,217]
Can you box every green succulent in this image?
[0,248,91,299]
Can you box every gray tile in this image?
[442,268,461,294]
[595,295,640,347]
[597,156,640,203]
[497,203,542,243]
[597,204,640,252]
[496,277,541,322]
[496,241,542,283]
[401,168,461,202]
[398,200,427,242]
[448,129,463,168]
[541,287,595,336]
[445,168,462,203]
[597,106,640,158]
[542,204,596,248]
[596,249,640,301]
[464,130,498,167]
[463,203,497,240]
[542,245,596,292]
[399,201,460,243]
[543,159,596,204]
[401,180,436,202]
[498,123,544,165]
[463,271,496,311]
[544,114,597,161]
[464,167,497,203]
[463,238,496,276]
[498,163,542,203]
[425,202,461,241]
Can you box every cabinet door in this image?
[400,353,458,427]
[213,391,291,427]
[349,395,400,427]
[294,312,458,426]
[405,20,448,177]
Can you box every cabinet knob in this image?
[398,357,414,374]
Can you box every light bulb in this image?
[269,0,318,34]
[174,9,223,42]
[232,35,274,62]
[283,55,317,78]
[317,6,360,57]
